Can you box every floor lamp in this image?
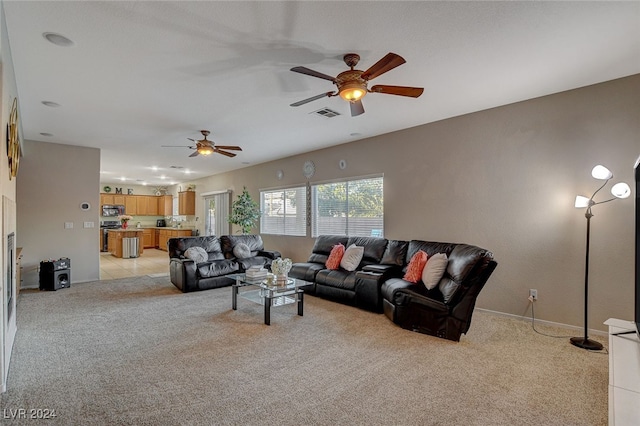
[572,165,630,350]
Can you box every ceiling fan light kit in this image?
[290,52,423,116]
[162,130,242,158]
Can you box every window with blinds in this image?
[311,176,383,237]
[260,186,307,236]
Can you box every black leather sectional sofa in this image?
[290,235,497,341]
[168,235,280,292]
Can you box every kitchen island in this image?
[107,229,144,258]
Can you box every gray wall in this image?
[17,140,100,287]
[188,75,640,332]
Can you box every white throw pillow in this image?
[184,246,208,264]
[233,243,252,259]
[340,244,364,272]
[422,253,448,290]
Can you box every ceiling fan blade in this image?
[215,145,242,151]
[290,66,336,82]
[215,148,236,158]
[350,99,365,117]
[361,53,406,81]
[370,85,424,98]
[187,138,196,142]
[161,145,194,148]
[290,92,334,107]
[189,150,199,157]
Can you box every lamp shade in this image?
[575,195,590,208]
[611,182,631,199]
[591,165,613,180]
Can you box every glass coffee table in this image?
[230,274,304,325]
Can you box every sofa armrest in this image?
[354,270,388,312]
[170,258,198,292]
[257,250,281,260]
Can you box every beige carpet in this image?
[1,276,608,425]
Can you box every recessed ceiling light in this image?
[184,170,192,174]
[141,182,147,186]
[40,132,54,137]
[41,101,61,108]
[151,166,159,171]
[160,175,166,180]
[43,32,75,47]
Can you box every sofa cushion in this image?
[326,243,345,270]
[381,240,408,266]
[233,243,252,259]
[346,236,387,266]
[316,269,357,291]
[184,247,208,264]
[403,250,427,283]
[197,259,239,278]
[422,253,448,290]
[168,236,224,261]
[340,244,364,271]
[307,235,349,264]
[220,235,264,259]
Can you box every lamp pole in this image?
[570,165,630,351]
[570,207,603,350]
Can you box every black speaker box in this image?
[39,258,71,291]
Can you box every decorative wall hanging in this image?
[6,98,20,180]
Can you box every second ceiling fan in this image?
[162,130,242,158]
[290,52,423,116]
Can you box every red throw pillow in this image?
[325,243,345,270]
[403,250,428,283]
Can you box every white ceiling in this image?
[3,1,639,187]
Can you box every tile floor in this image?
[99,248,169,280]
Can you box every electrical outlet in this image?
[529,289,538,301]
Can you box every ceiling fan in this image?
[289,52,424,116]
[161,130,242,158]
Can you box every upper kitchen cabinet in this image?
[158,195,172,216]
[179,191,195,215]
[100,193,125,206]
[125,196,137,215]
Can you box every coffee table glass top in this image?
[230,273,305,325]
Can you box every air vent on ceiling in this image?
[311,108,341,118]
[170,165,184,169]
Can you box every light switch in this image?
[64,222,73,229]
[83,221,94,228]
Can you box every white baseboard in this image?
[476,307,608,337]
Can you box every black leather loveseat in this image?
[290,235,497,341]
[168,235,281,292]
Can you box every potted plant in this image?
[229,186,261,234]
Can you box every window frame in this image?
[259,185,308,236]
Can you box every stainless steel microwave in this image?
[102,205,125,217]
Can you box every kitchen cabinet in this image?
[179,191,196,215]
[136,196,149,215]
[142,229,154,248]
[100,193,125,206]
[146,196,158,215]
[125,196,137,215]
[157,195,172,216]
[100,193,169,216]
[157,229,192,251]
